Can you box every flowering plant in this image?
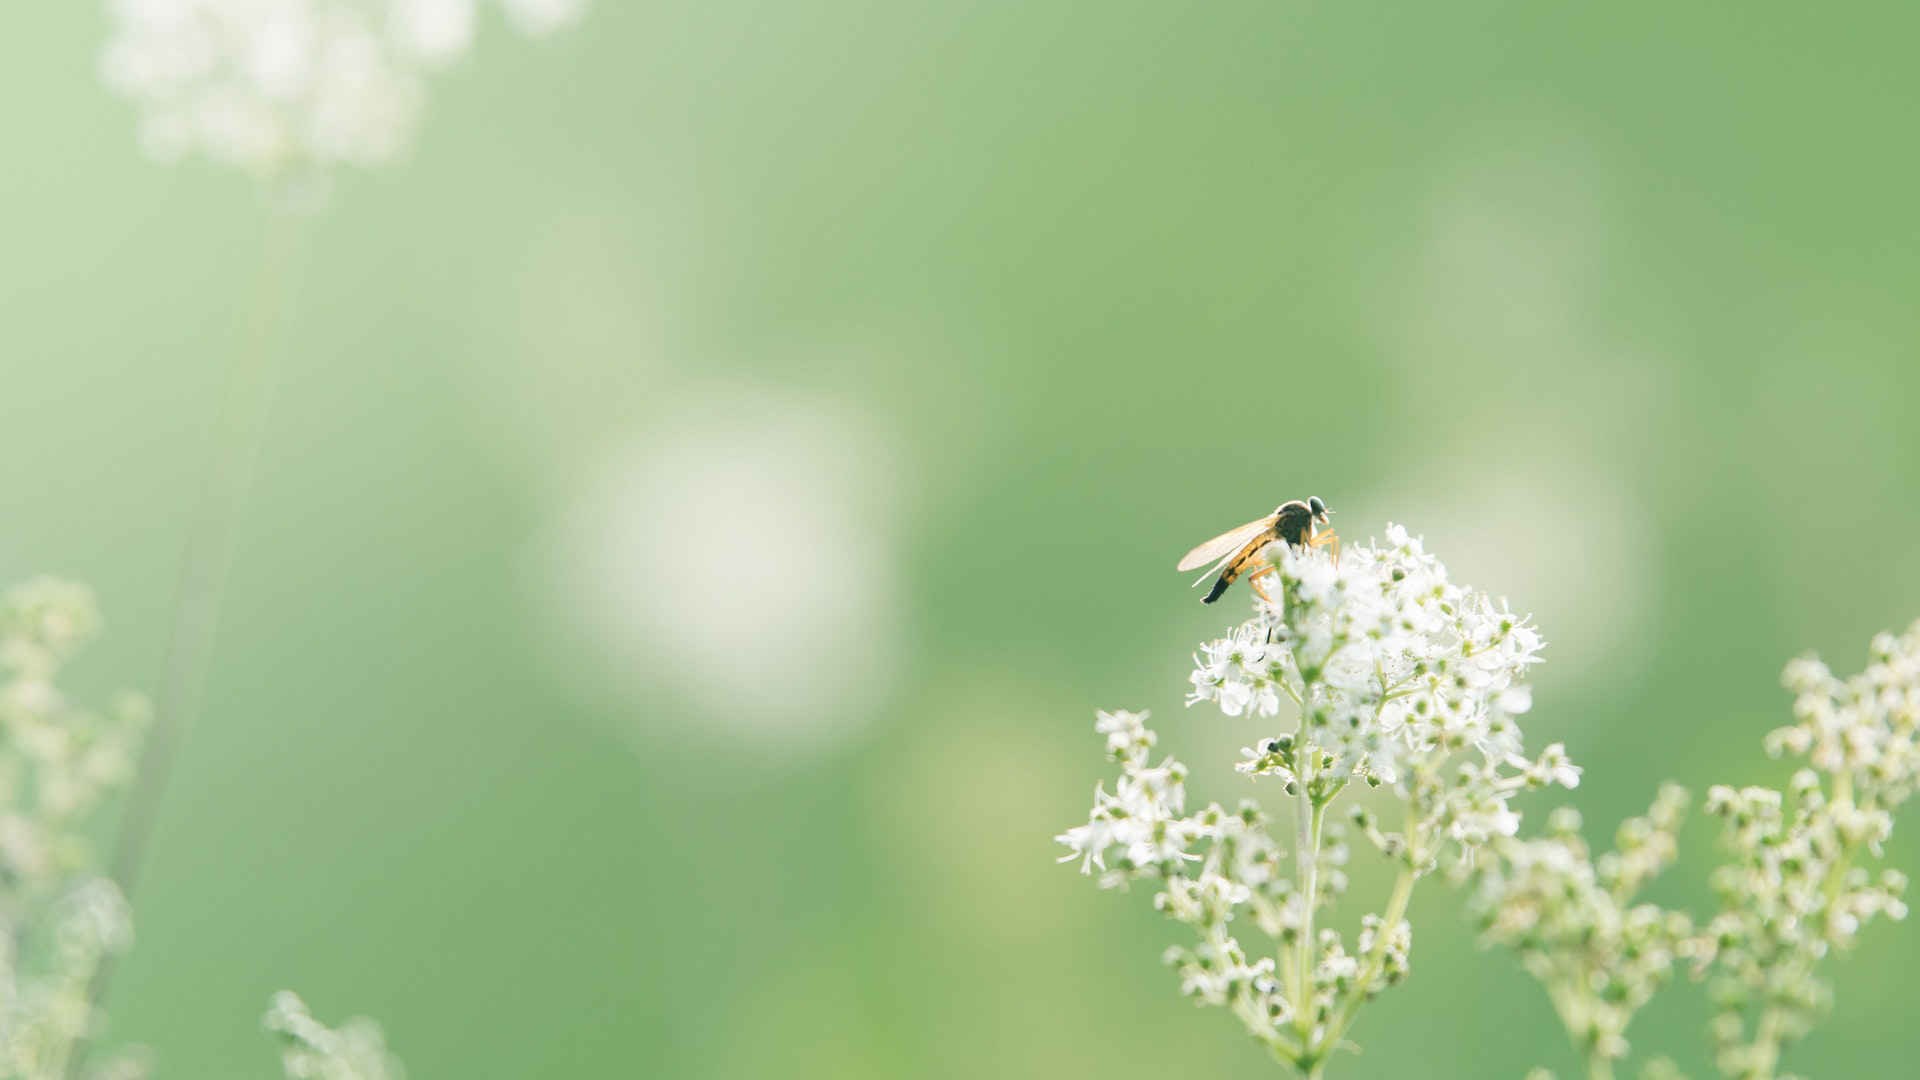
[1471,623,1918,1080]
[0,579,402,1079]
[1054,522,1915,1080]
[1056,525,1579,1076]
[8,7,590,1074]
[0,581,147,1080]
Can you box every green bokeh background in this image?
[5,3,1919,1077]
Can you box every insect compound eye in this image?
[1308,496,1326,516]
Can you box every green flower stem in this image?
[1293,754,1324,1044]
[1311,856,1418,1066]
[1749,1005,1784,1080]
[1240,999,1305,1066]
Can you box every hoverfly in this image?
[1176,496,1338,604]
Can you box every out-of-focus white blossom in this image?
[265,991,404,1080]
[1479,621,1920,1080]
[1687,622,1920,1080]
[101,0,588,183]
[500,0,588,34]
[389,0,477,62]
[1470,790,1692,1069]
[0,577,404,1078]
[0,580,150,1080]
[534,390,903,749]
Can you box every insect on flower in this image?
[1176,496,1338,604]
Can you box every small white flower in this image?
[1182,523,1561,867]
[1317,951,1359,982]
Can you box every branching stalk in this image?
[1313,858,1417,1062]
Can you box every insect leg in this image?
[1244,562,1285,641]
[1309,529,1341,568]
[1245,561,1278,604]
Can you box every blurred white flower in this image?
[500,0,588,34]
[265,991,404,1080]
[534,389,905,748]
[1468,787,1692,1071]
[0,580,150,1080]
[101,0,587,181]
[1690,623,1920,1076]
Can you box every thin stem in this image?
[1234,996,1305,1065]
[1292,746,1318,1038]
[1543,977,1584,1046]
[1278,677,1305,709]
[1293,793,1326,1043]
[71,211,301,1079]
[1750,1005,1783,1080]
[1312,862,1417,1061]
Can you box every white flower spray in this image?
[264,992,404,1080]
[0,578,404,1079]
[1057,524,1578,1076]
[1469,789,1693,1079]
[0,581,149,1080]
[1056,522,1917,1078]
[1470,623,1919,1080]
[1691,625,1917,1080]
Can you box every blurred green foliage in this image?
[3,2,1919,1077]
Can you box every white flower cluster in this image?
[265,991,405,1080]
[1469,790,1692,1068]
[0,580,150,1080]
[1479,621,1920,1080]
[1689,623,1920,1080]
[0,579,404,1079]
[1054,710,1341,1062]
[1189,525,1572,870]
[101,0,588,180]
[1058,525,1573,1073]
[1060,515,1920,1079]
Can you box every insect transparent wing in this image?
[1175,515,1276,571]
[1190,547,1242,588]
